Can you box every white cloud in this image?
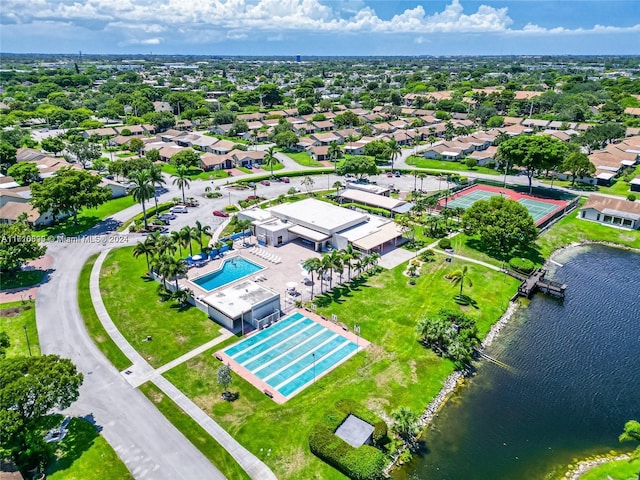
[1,0,638,43]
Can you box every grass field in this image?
[0,270,46,291]
[161,163,230,180]
[163,258,520,480]
[139,383,251,480]
[284,151,325,168]
[99,247,221,368]
[579,458,640,480]
[0,301,40,357]
[406,155,501,175]
[45,416,133,480]
[78,254,131,370]
[33,195,137,237]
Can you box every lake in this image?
[395,245,640,480]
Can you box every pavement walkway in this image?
[90,249,277,480]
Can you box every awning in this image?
[601,208,640,221]
[392,202,415,214]
[352,222,404,251]
[288,224,330,242]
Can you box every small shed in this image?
[335,414,375,448]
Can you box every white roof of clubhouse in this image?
[202,280,277,318]
[268,198,367,234]
[339,188,406,211]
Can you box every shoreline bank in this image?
[564,453,631,480]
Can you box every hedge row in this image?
[340,202,392,218]
[308,400,388,480]
[509,257,535,274]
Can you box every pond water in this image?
[395,245,640,480]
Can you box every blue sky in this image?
[1,0,639,56]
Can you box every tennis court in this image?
[218,311,366,403]
[441,184,569,226]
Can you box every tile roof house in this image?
[579,195,640,229]
[200,152,233,171]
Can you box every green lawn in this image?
[541,165,640,198]
[99,247,221,367]
[536,205,640,258]
[33,195,137,237]
[161,163,230,180]
[406,155,501,175]
[0,270,46,291]
[139,383,251,480]
[163,258,520,480]
[284,151,325,168]
[78,254,131,370]
[579,458,640,480]
[45,416,133,480]
[0,301,40,357]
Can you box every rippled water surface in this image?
[396,245,640,480]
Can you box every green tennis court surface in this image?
[445,189,502,209]
[517,198,559,222]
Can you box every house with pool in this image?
[237,198,404,254]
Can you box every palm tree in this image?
[263,146,279,178]
[153,253,174,288]
[332,181,343,198]
[368,252,380,273]
[418,172,427,193]
[170,230,183,257]
[328,141,342,173]
[329,250,344,285]
[387,138,401,172]
[303,257,321,299]
[173,288,194,307]
[407,262,419,278]
[342,244,361,281]
[179,226,195,257]
[149,165,166,216]
[391,407,419,446]
[172,166,191,204]
[237,218,252,241]
[193,220,212,253]
[354,257,366,278]
[449,265,472,298]
[321,254,334,290]
[129,169,155,231]
[301,175,314,194]
[133,241,154,272]
[156,234,176,257]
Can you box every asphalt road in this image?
[36,240,226,480]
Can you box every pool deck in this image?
[215,308,370,404]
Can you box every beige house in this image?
[579,195,640,229]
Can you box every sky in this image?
[1,0,639,56]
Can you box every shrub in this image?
[308,400,388,480]
[509,257,535,274]
[627,194,637,202]
[419,250,435,262]
[438,238,451,249]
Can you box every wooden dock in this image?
[517,268,567,299]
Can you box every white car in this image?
[170,206,188,214]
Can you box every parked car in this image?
[170,206,188,214]
[394,171,401,177]
[387,172,393,177]
[261,180,271,186]
[158,213,176,221]
[281,177,290,183]
[213,210,229,217]
[248,182,256,188]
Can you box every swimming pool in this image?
[221,312,360,400]
[191,257,264,291]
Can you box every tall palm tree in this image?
[418,172,427,193]
[153,253,174,288]
[129,169,155,231]
[193,220,212,253]
[387,138,401,173]
[449,265,472,298]
[263,146,279,178]
[342,244,361,281]
[391,407,419,445]
[303,257,321,299]
[133,240,154,272]
[172,166,191,204]
[328,141,342,173]
[329,250,344,285]
[149,165,166,216]
[170,230,184,257]
[333,181,343,198]
[164,257,188,290]
[237,218,252,241]
[156,234,176,258]
[367,252,380,273]
[179,226,195,257]
[321,253,334,290]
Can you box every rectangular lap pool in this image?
[219,312,362,401]
[191,257,264,291]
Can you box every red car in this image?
[387,172,393,177]
[213,210,229,217]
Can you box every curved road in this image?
[36,239,226,480]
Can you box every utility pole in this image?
[23,325,32,356]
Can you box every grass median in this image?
[0,300,40,357]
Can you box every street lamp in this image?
[312,352,316,384]
[23,324,32,357]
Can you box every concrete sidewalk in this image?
[90,250,277,480]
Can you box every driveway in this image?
[35,240,225,480]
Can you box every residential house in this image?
[158,145,185,162]
[0,189,55,226]
[209,139,237,156]
[307,145,330,161]
[100,178,128,198]
[82,127,118,139]
[209,123,234,136]
[468,146,499,166]
[230,150,265,168]
[579,195,640,229]
[624,107,640,117]
[16,148,48,163]
[312,120,334,132]
[200,152,233,171]
[522,118,550,130]
[310,132,342,145]
[159,129,186,142]
[153,101,173,113]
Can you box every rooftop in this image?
[202,280,278,319]
[334,414,374,448]
[268,198,367,234]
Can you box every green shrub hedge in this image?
[509,257,535,274]
[308,399,388,480]
[438,238,452,249]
